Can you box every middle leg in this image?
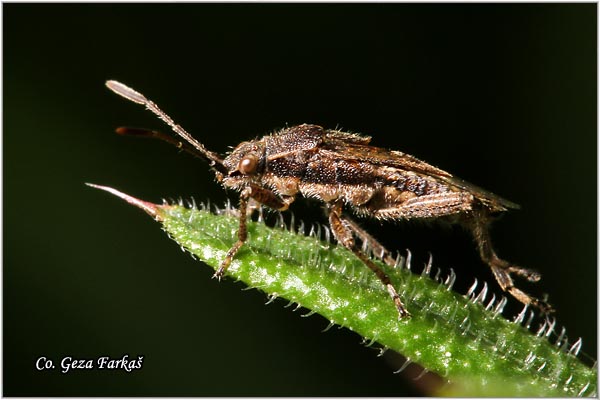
[328,200,410,318]
[341,216,398,267]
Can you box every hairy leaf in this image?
[89,184,597,397]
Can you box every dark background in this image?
[4,3,596,396]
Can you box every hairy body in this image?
[106,80,552,317]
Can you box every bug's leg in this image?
[221,197,261,219]
[328,201,410,318]
[213,187,251,280]
[246,198,262,219]
[247,183,295,212]
[468,210,554,313]
[214,185,292,280]
[245,186,294,224]
[341,216,397,267]
[372,192,475,220]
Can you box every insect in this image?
[105,80,553,317]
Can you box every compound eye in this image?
[238,154,258,175]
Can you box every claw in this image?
[212,267,225,281]
[396,304,411,319]
[533,298,555,315]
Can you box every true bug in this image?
[105,80,552,317]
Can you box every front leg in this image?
[213,187,251,280]
[247,183,294,211]
[214,184,293,280]
[328,201,410,318]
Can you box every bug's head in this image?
[221,140,267,190]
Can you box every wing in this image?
[436,174,520,210]
[321,132,452,177]
[322,131,520,211]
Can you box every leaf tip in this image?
[86,183,160,219]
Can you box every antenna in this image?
[106,80,226,173]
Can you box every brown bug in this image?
[105,80,552,318]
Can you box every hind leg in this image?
[467,209,553,313]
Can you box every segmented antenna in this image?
[105,80,227,174]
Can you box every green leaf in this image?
[89,184,597,397]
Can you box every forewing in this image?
[436,174,520,210]
[321,136,451,177]
[322,134,519,211]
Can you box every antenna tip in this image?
[106,80,146,105]
[115,126,129,135]
[115,127,157,138]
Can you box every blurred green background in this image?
[4,3,596,396]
